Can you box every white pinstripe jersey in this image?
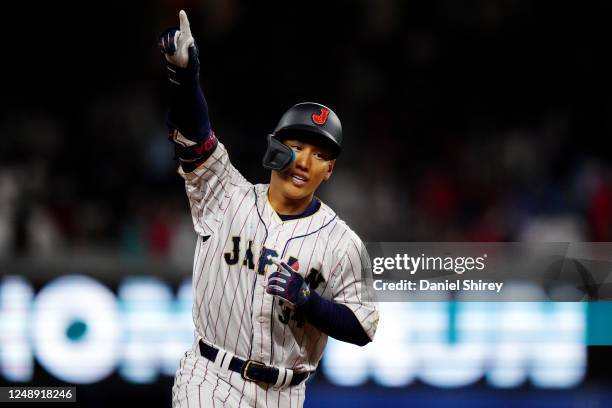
[180,142,379,373]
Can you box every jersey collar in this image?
[262,186,322,225]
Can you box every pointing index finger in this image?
[179,10,192,37]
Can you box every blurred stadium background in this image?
[1,0,612,407]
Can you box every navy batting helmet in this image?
[262,102,342,171]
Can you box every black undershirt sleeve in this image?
[166,66,211,144]
[302,290,371,347]
[164,49,217,172]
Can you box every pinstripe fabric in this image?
[172,143,379,407]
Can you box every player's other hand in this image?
[266,256,311,310]
[159,10,195,69]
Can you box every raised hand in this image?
[159,10,196,69]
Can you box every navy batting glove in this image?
[266,257,311,310]
[158,10,200,85]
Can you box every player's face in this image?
[270,138,335,201]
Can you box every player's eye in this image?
[314,151,328,160]
[290,145,302,151]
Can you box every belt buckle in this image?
[241,360,267,382]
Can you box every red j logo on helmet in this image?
[312,108,330,125]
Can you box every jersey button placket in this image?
[259,275,276,363]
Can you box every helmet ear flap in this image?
[262,135,294,171]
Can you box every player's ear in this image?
[324,159,335,181]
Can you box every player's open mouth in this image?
[290,174,308,187]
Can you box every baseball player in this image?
[159,10,379,408]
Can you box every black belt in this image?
[198,340,309,387]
